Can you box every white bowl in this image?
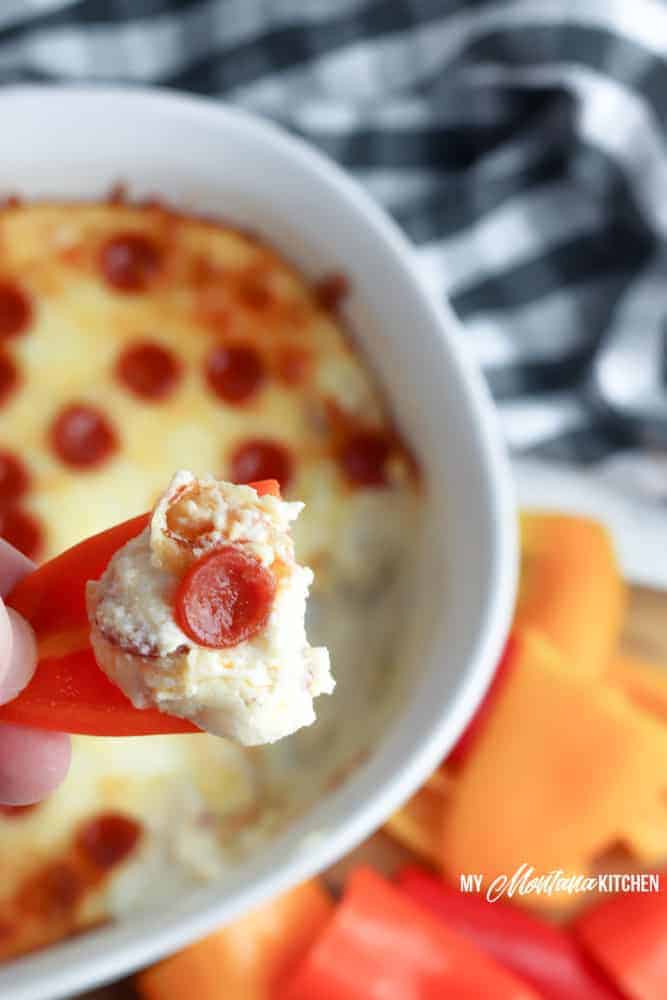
[0,87,516,1000]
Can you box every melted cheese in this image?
[0,203,389,563]
[0,201,419,959]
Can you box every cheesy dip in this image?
[0,197,419,959]
[88,471,333,744]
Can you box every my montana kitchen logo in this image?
[460,864,661,902]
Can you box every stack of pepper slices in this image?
[136,514,667,1000]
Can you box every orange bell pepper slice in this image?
[136,879,333,1000]
[440,629,667,909]
[605,654,667,863]
[0,480,280,737]
[446,513,624,768]
[516,513,625,676]
[606,654,667,726]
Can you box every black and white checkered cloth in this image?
[1,0,666,467]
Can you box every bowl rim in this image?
[0,84,517,1000]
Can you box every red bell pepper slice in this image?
[277,866,541,1000]
[397,866,622,1000]
[0,479,280,737]
[447,635,515,768]
[574,878,667,1000]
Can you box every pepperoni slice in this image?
[50,404,117,469]
[0,507,43,559]
[100,233,162,293]
[116,341,181,401]
[76,813,142,869]
[314,273,349,312]
[0,452,30,507]
[175,546,276,649]
[0,281,31,340]
[0,355,18,408]
[339,430,392,487]
[206,345,264,404]
[230,439,293,492]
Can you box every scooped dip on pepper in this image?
[86,471,334,745]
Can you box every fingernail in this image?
[0,608,37,703]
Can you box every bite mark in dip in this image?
[86,471,333,745]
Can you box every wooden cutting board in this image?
[79,584,667,999]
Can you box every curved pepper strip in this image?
[0,479,280,737]
[278,867,540,1000]
[397,866,623,1000]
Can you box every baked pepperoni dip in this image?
[0,197,419,958]
[88,471,333,744]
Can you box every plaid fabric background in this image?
[0,0,666,468]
